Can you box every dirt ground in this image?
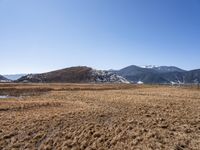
[0,84,200,150]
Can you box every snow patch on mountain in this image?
[91,70,130,83]
[141,65,159,69]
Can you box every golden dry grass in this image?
[0,84,200,150]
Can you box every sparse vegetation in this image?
[0,84,200,149]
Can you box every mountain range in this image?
[1,65,200,84]
[16,66,129,83]
[112,65,200,84]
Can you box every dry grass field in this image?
[0,83,200,150]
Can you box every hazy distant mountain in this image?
[112,65,200,84]
[0,75,10,82]
[17,66,129,83]
[4,74,27,80]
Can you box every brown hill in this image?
[17,66,129,83]
[17,66,92,83]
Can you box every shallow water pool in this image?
[0,95,12,99]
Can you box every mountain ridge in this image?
[2,65,200,84]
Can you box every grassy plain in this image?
[0,83,200,150]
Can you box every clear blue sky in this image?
[0,0,200,74]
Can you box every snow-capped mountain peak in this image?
[141,65,159,69]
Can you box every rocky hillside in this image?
[17,66,129,83]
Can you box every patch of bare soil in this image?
[0,84,200,150]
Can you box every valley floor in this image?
[0,84,200,150]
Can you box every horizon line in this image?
[2,64,199,75]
